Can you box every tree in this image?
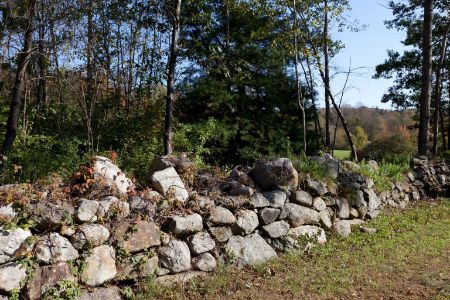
[299,10,358,160]
[1,0,36,156]
[324,0,331,150]
[353,126,368,149]
[164,0,182,156]
[418,0,433,155]
[432,19,450,155]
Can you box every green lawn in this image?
[135,199,450,300]
[332,150,351,160]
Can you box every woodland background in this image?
[0,0,448,184]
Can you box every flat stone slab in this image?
[115,221,161,252]
[226,233,277,268]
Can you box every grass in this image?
[134,198,450,300]
[332,150,351,160]
[356,157,412,192]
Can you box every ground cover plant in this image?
[135,198,450,300]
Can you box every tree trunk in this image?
[418,0,433,156]
[432,20,450,156]
[324,0,331,150]
[164,0,182,156]
[86,0,94,154]
[36,1,46,105]
[1,0,36,156]
[300,12,357,160]
[292,0,306,153]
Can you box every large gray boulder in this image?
[96,196,129,219]
[364,189,381,211]
[263,190,287,208]
[159,240,191,274]
[70,224,110,249]
[305,180,328,197]
[151,167,189,202]
[0,263,27,294]
[289,190,313,207]
[226,234,277,268]
[287,225,327,251]
[209,227,233,243]
[115,221,161,252]
[82,245,117,286]
[261,221,289,238]
[279,203,320,227]
[309,154,341,179]
[165,213,203,238]
[312,197,327,211]
[337,198,350,219]
[187,232,216,254]
[341,161,360,171]
[258,208,280,225]
[318,210,332,230]
[194,253,217,272]
[93,156,134,195]
[335,220,351,237]
[209,207,236,225]
[30,200,75,230]
[249,193,270,208]
[231,210,259,235]
[75,199,99,223]
[348,190,366,208]
[252,158,298,191]
[145,155,195,185]
[32,233,78,263]
[119,255,159,280]
[0,227,32,264]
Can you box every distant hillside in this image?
[318,105,417,150]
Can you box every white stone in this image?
[159,240,191,274]
[82,245,117,286]
[226,234,277,268]
[187,232,216,254]
[0,263,27,294]
[151,167,189,202]
[0,227,32,264]
[194,253,216,272]
[34,233,78,263]
[75,199,99,223]
[231,210,259,235]
[93,156,134,195]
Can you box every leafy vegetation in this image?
[356,156,412,192]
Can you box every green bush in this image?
[361,133,416,159]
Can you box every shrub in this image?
[361,132,416,159]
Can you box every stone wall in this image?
[0,154,443,299]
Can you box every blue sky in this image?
[324,0,412,110]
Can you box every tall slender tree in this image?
[432,19,450,156]
[164,0,182,155]
[418,0,434,156]
[324,0,331,150]
[2,0,36,156]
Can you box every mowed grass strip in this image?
[135,199,450,300]
[332,150,351,160]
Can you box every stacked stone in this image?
[0,154,442,299]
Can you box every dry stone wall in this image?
[0,155,443,299]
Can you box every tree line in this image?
[0,0,447,183]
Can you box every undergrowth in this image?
[357,155,412,192]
